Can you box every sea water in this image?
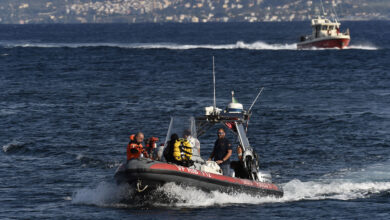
[1,21,390,219]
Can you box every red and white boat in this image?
[297,16,350,49]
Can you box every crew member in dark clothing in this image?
[208,128,232,176]
[163,133,179,163]
[230,145,250,179]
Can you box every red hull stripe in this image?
[299,38,350,49]
[150,163,280,191]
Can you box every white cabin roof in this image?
[311,16,340,26]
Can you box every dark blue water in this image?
[1,21,390,219]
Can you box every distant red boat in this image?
[297,16,350,49]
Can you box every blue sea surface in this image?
[0,21,390,219]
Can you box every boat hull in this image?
[115,158,283,198]
[297,37,350,49]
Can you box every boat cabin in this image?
[311,16,341,38]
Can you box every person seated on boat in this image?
[183,129,203,162]
[163,133,179,163]
[230,145,250,179]
[144,136,159,160]
[127,132,149,160]
[172,137,194,167]
[208,128,232,176]
[156,143,165,161]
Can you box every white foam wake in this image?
[346,44,378,50]
[71,179,390,208]
[0,41,297,50]
[1,41,379,50]
[71,161,390,208]
[154,179,390,207]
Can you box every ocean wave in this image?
[0,109,19,116]
[74,153,122,169]
[2,141,27,153]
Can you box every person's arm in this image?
[216,149,232,164]
[142,145,149,158]
[237,146,243,161]
[208,149,214,161]
[224,149,232,161]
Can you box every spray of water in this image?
[72,181,132,206]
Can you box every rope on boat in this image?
[136,180,148,192]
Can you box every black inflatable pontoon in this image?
[115,158,283,197]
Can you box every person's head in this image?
[217,128,225,139]
[170,133,179,142]
[135,132,144,144]
[183,129,191,139]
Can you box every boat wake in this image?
[346,44,378,50]
[300,44,379,50]
[0,41,296,50]
[72,181,133,207]
[1,41,379,50]
[71,160,390,208]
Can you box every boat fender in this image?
[201,161,222,175]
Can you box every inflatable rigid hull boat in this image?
[115,158,283,198]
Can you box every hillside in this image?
[0,0,389,24]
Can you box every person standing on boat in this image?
[127,132,149,160]
[230,144,250,179]
[208,128,232,176]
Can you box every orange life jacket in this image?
[127,134,148,160]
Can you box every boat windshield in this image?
[165,116,197,142]
[164,116,202,159]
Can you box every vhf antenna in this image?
[320,0,326,16]
[246,87,264,132]
[248,87,264,113]
[213,56,216,114]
